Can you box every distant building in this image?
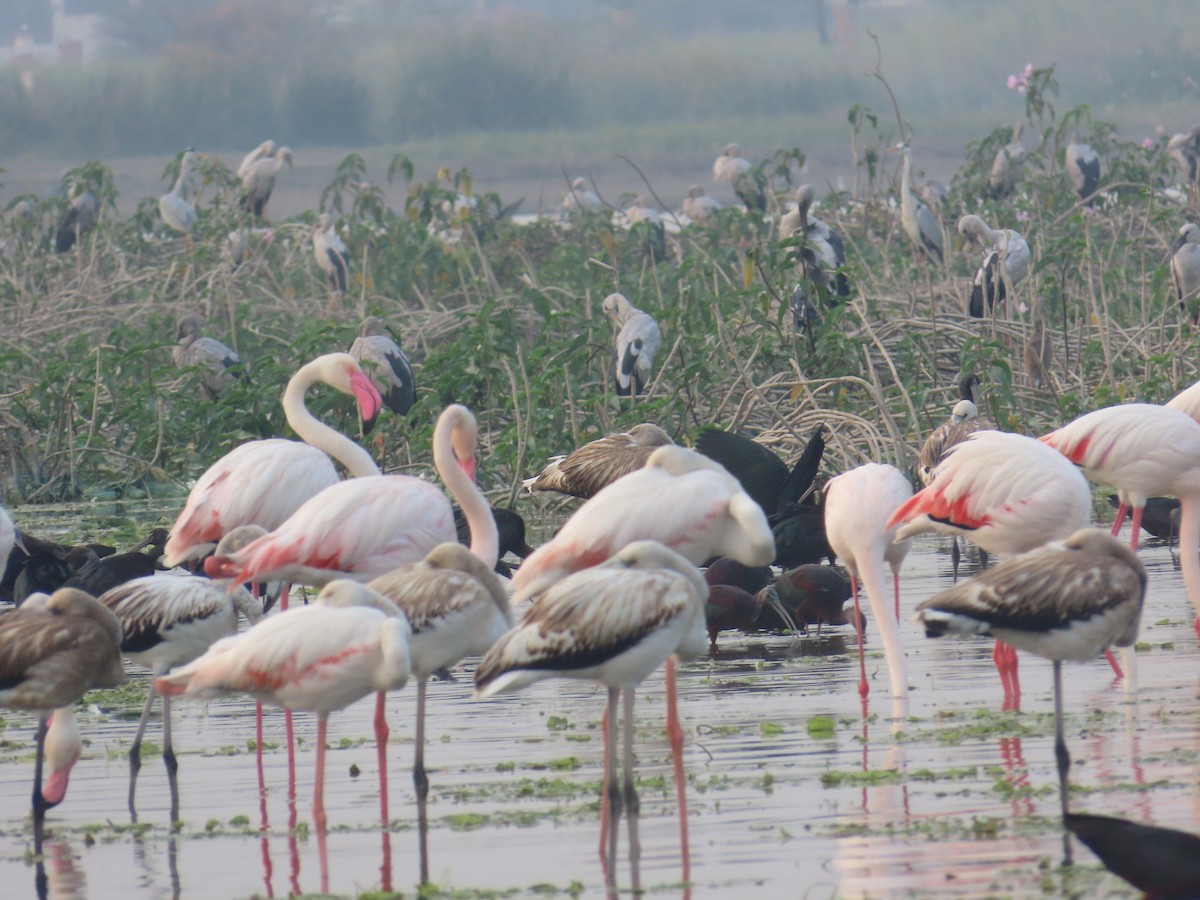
[0,0,111,74]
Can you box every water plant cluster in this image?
[0,83,1194,506]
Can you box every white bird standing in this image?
[988,122,1025,199]
[476,541,709,883]
[313,213,350,308]
[100,561,263,818]
[712,143,764,211]
[159,149,203,236]
[1066,137,1101,206]
[236,139,275,179]
[240,145,292,218]
[680,184,720,222]
[1170,222,1200,324]
[163,352,383,569]
[172,314,241,401]
[958,214,1031,319]
[562,177,603,215]
[915,528,1146,852]
[349,316,415,426]
[895,143,943,263]
[824,464,912,701]
[602,293,662,398]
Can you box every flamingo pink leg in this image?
[374,692,389,826]
[664,657,691,886]
[598,703,610,864]
[851,575,868,698]
[1110,502,1128,538]
[1128,506,1144,552]
[1104,648,1123,677]
[993,640,1014,697]
[314,714,329,895]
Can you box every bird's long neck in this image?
[434,409,498,570]
[900,154,914,212]
[282,360,380,478]
[1178,491,1200,620]
[854,556,909,701]
[173,159,192,199]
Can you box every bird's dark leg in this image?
[851,575,869,699]
[415,679,431,887]
[603,687,621,893]
[163,692,180,825]
[32,715,49,856]
[128,685,157,821]
[951,537,961,582]
[979,549,990,571]
[622,688,642,895]
[598,702,611,864]
[1053,660,1074,866]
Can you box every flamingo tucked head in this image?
[446,404,479,482]
[42,707,82,808]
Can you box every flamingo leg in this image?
[1129,505,1144,552]
[951,537,961,582]
[163,692,180,824]
[851,574,868,698]
[31,714,49,855]
[603,687,621,887]
[598,703,610,864]
[1008,642,1021,696]
[314,712,329,898]
[1053,660,1074,866]
[374,691,389,827]
[128,683,157,820]
[415,678,431,887]
[285,708,296,816]
[1103,648,1124,678]
[993,640,1013,697]
[1110,502,1128,537]
[623,688,642,895]
[664,656,690,885]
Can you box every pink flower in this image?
[1015,210,1030,222]
[1007,74,1018,89]
[1142,137,1155,149]
[1022,63,1033,78]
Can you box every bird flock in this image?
[4,120,1200,897]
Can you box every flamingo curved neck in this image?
[434,408,498,570]
[283,360,380,478]
[854,556,909,701]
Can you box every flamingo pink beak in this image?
[459,455,477,483]
[42,760,75,807]
[350,370,384,431]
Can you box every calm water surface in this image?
[0,502,1193,898]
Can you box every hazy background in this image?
[0,0,1196,215]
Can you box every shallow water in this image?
[0,508,1194,899]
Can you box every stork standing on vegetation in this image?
[988,123,1025,199]
[172,314,241,401]
[781,184,849,330]
[1168,126,1200,207]
[712,143,765,211]
[895,143,943,263]
[1171,222,1200,324]
[680,185,720,222]
[313,213,350,308]
[1066,137,1101,206]
[562,177,603,215]
[523,423,674,499]
[236,140,276,179]
[159,149,203,237]
[602,293,662,399]
[54,189,98,256]
[958,214,1030,318]
[349,316,416,430]
[240,146,292,219]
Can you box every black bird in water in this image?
[63,528,169,596]
[455,506,535,577]
[696,425,833,568]
[770,564,862,636]
[2,531,115,604]
[1065,812,1200,899]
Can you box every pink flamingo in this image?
[476,541,708,891]
[0,589,124,850]
[1040,403,1200,640]
[824,463,912,701]
[156,579,411,895]
[164,352,384,571]
[887,431,1094,693]
[205,404,492,588]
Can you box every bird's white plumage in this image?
[712,144,751,183]
[958,214,1030,287]
[236,140,275,179]
[896,144,943,262]
[603,293,662,395]
[313,213,349,294]
[562,177,603,214]
[159,150,200,235]
[1166,375,1200,423]
[1170,223,1200,321]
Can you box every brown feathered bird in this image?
[522,423,673,499]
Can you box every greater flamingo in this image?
[522,423,673,499]
[887,430,1094,692]
[205,404,492,588]
[1040,403,1200,639]
[0,589,124,849]
[476,541,708,887]
[824,464,912,701]
[156,580,411,894]
[916,529,1145,862]
[163,352,383,570]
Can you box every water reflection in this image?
[35,840,86,900]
